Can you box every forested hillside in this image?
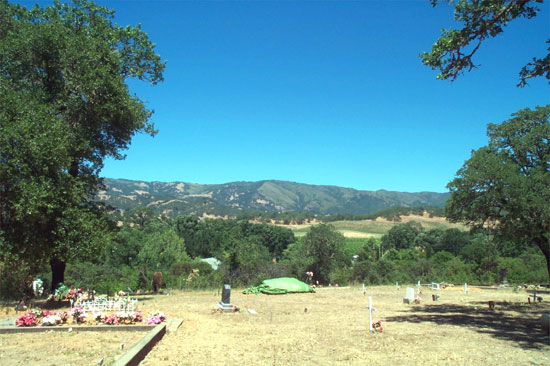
[100,178,449,217]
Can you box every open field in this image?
[286,214,466,238]
[1,286,548,365]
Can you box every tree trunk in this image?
[534,237,550,283]
[50,257,66,292]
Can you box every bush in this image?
[0,260,33,299]
[329,267,353,286]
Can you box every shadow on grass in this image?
[385,302,550,350]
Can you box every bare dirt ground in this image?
[1,286,548,365]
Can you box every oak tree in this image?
[0,0,165,290]
[422,0,549,87]
[446,106,550,280]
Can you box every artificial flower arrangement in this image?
[147,310,167,325]
[16,309,148,327]
[15,313,38,327]
[16,303,165,327]
[16,310,69,327]
[372,320,383,333]
[100,311,143,325]
[66,288,81,300]
[49,284,93,303]
[41,314,63,326]
[69,306,87,324]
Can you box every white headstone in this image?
[404,287,415,303]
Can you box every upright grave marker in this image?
[403,287,415,304]
[366,296,376,332]
[218,284,234,312]
[528,289,542,304]
[500,268,508,285]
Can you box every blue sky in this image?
[22,1,550,192]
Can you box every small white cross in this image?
[365,296,377,331]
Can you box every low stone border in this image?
[113,323,166,366]
[166,318,183,333]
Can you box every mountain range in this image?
[99,178,450,218]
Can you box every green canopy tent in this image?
[243,277,315,295]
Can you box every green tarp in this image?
[242,277,316,295]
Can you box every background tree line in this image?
[2,209,546,299]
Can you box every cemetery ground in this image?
[1,285,549,365]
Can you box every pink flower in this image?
[103,314,120,325]
[16,313,38,327]
[148,316,162,325]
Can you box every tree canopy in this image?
[302,224,346,284]
[0,0,165,289]
[422,0,549,87]
[446,105,550,280]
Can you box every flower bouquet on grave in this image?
[103,314,120,325]
[131,310,143,323]
[16,313,38,327]
[70,288,86,305]
[42,314,63,326]
[30,308,43,319]
[147,310,167,324]
[58,311,69,323]
[54,284,69,301]
[372,321,383,333]
[69,306,87,324]
[115,311,133,324]
[93,311,106,324]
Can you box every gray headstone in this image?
[500,268,508,284]
[221,284,231,305]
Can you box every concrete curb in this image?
[113,323,166,366]
[166,318,183,333]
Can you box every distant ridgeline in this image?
[99,178,449,220]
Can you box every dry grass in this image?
[141,286,549,365]
[1,286,548,365]
[0,329,146,365]
[285,215,466,238]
